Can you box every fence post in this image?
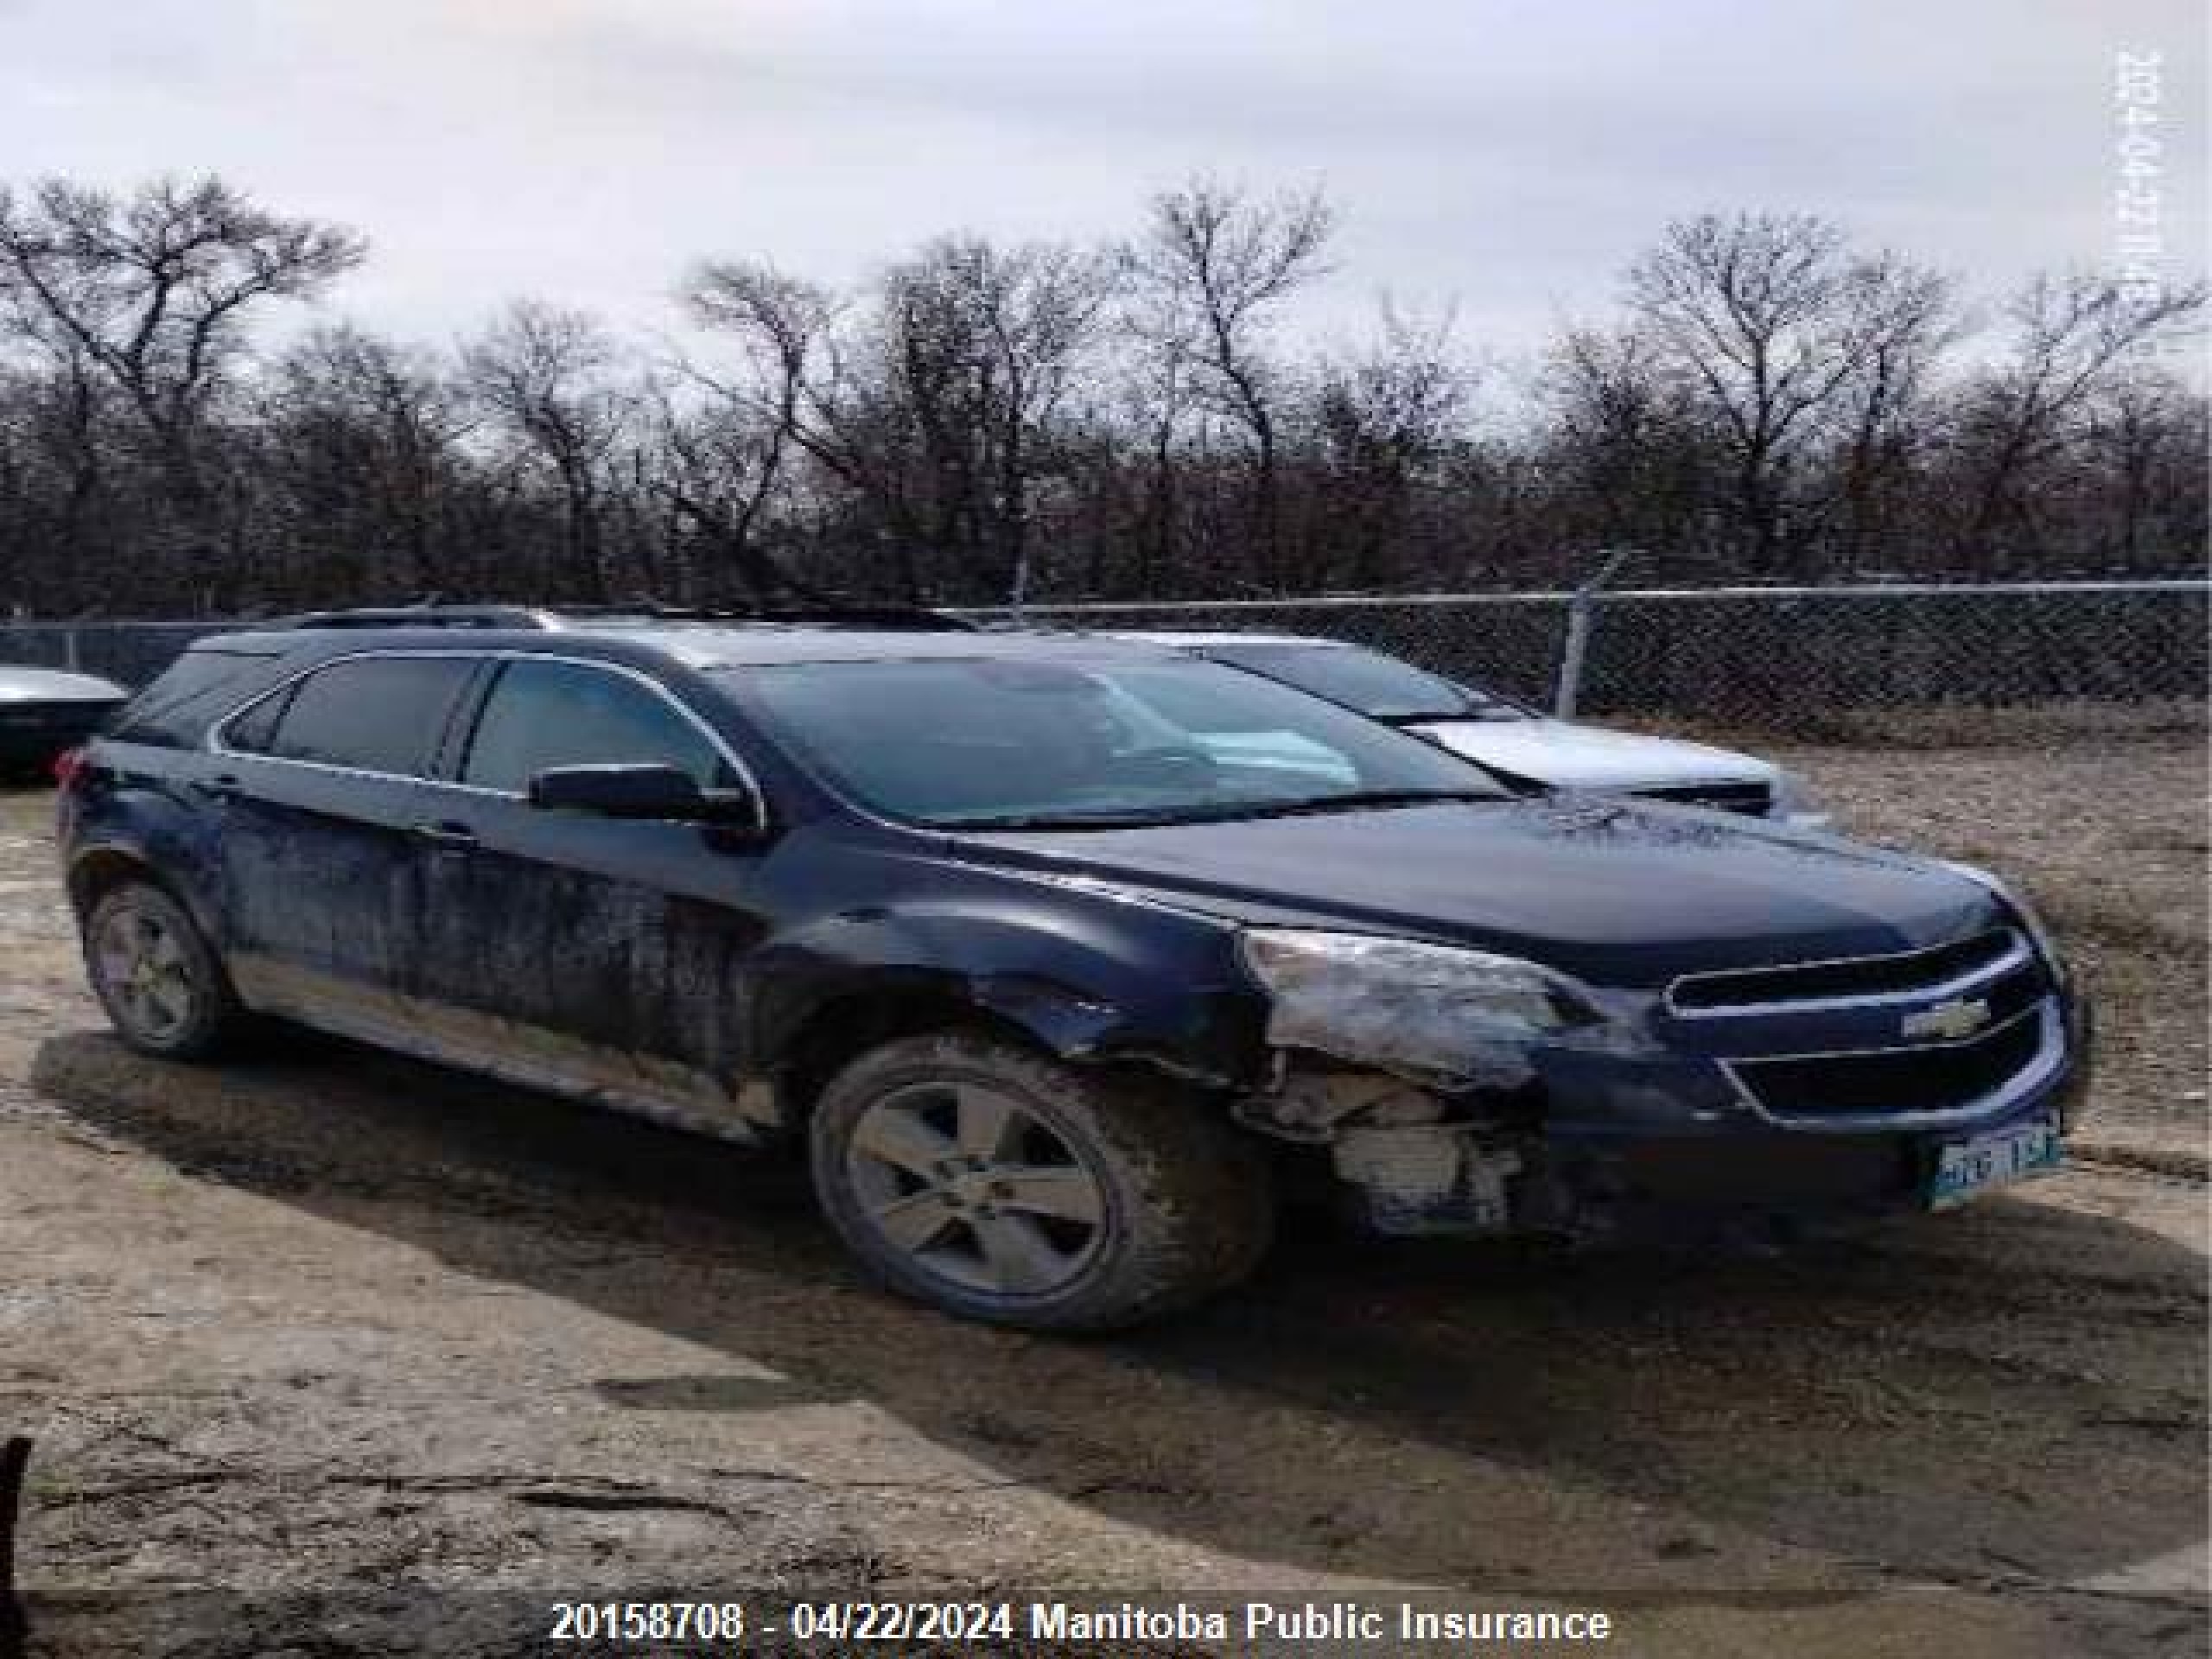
[60,628,80,672]
[1554,599,1591,718]
[1554,550,1634,719]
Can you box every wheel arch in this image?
[67,842,228,957]
[764,970,1239,1127]
[67,843,167,918]
[770,981,1084,1125]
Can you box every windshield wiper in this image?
[1233,789,1503,818]
[1386,705,1518,725]
[943,789,1499,832]
[941,808,1207,831]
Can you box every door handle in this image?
[412,819,480,850]
[192,772,242,801]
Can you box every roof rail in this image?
[275,604,555,631]
[588,602,978,632]
[271,600,976,632]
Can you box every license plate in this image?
[1929,1116,2063,1210]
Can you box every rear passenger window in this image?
[255,657,475,777]
[461,659,735,793]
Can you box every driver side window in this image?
[460,659,737,794]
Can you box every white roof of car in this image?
[0,664,129,701]
[1103,630,1347,650]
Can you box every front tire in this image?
[82,880,242,1060]
[810,1031,1274,1332]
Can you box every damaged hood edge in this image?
[947,799,2003,989]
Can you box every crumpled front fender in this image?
[749,898,1265,1090]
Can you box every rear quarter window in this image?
[108,648,291,748]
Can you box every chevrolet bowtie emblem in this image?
[1903,997,1993,1041]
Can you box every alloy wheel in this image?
[842,1081,1109,1297]
[92,900,199,1044]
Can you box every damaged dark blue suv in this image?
[57,609,2090,1329]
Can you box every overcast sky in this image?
[3,0,2204,367]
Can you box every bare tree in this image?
[1123,336,1195,594]
[707,237,1114,602]
[1628,212,1873,572]
[0,175,363,561]
[1817,254,1960,569]
[1312,300,1471,588]
[666,259,838,601]
[0,169,2203,615]
[1123,178,1334,588]
[880,236,1110,601]
[2085,367,2209,569]
[686,258,944,597]
[0,353,113,606]
[262,324,470,596]
[1947,270,2206,566]
[463,302,634,600]
[1538,323,1716,562]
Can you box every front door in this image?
[410,655,779,1138]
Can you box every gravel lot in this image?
[1777,728,2208,1157]
[1,733,2204,1658]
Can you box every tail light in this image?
[51,746,87,790]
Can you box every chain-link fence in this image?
[997,579,2209,729]
[0,619,222,690]
[3,580,2204,732]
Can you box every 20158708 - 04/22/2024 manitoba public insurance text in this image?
[544,1596,1618,1644]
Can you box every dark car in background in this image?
[54,610,2087,1329]
[0,664,129,779]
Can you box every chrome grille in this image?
[1668,928,2029,1014]
[1727,1003,2051,1122]
[1671,926,2068,1128]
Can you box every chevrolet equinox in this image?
[55,611,2089,1330]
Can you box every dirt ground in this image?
[1775,731,2209,1159]
[1,733,2204,1658]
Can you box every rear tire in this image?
[82,880,242,1060]
[810,1031,1274,1332]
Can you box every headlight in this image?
[1938,861,2069,988]
[1240,928,1595,1042]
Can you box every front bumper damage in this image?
[1233,961,2093,1245]
[1332,1123,1523,1235]
[1230,1058,1536,1235]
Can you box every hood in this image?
[957,799,1999,988]
[1409,716,1774,792]
[0,666,128,704]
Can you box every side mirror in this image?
[526,763,759,829]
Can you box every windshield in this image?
[1205,641,1522,721]
[728,656,1508,830]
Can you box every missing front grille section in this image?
[1669,929,2023,1013]
[1732,1005,2047,1121]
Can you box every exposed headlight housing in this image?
[1240,929,1592,1033]
[1237,928,1606,1086]
[1938,861,2070,988]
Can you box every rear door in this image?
[408,654,780,1135]
[210,652,480,1033]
